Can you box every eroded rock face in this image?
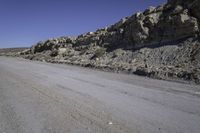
[21,0,200,84]
[168,0,200,20]
[30,0,200,52]
[153,12,199,42]
[189,0,200,21]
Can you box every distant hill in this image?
[0,47,29,56]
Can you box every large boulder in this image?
[188,0,200,21]
[168,0,200,21]
[123,12,149,46]
[147,8,199,44]
[58,48,67,55]
[173,13,199,37]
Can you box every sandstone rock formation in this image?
[19,0,200,84]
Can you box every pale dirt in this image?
[0,57,200,133]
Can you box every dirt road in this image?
[0,57,200,133]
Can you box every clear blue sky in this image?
[0,0,166,48]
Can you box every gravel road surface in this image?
[0,57,200,133]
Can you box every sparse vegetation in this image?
[93,48,106,58]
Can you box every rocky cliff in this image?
[20,0,200,84]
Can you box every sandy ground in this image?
[0,56,200,133]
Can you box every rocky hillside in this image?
[19,0,200,84]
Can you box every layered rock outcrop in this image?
[20,0,200,84]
